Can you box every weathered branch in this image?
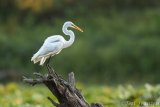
[48,97,59,107]
[23,67,103,107]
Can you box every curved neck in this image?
[62,25,75,48]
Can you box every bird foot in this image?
[46,64,57,76]
[46,64,53,73]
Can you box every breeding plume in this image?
[31,21,83,66]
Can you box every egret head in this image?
[63,21,83,32]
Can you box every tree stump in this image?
[23,66,103,107]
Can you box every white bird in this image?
[31,21,83,66]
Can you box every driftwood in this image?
[23,65,103,107]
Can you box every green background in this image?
[0,0,160,84]
[1,0,160,107]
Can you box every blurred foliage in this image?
[0,0,160,84]
[1,83,160,107]
[15,0,54,13]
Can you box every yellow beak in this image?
[71,24,83,32]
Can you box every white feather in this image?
[31,21,80,66]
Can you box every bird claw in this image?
[46,64,55,74]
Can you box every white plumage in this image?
[31,21,83,66]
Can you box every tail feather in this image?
[31,54,37,61]
[33,58,41,64]
[31,52,41,64]
[31,52,51,66]
[40,57,47,66]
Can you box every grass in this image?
[0,82,160,107]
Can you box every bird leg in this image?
[45,57,50,71]
[45,56,56,76]
[43,56,59,79]
[47,64,59,79]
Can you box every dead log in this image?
[23,66,103,107]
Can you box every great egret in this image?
[31,21,83,66]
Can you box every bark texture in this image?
[23,66,103,107]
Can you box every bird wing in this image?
[39,42,61,56]
[31,41,63,61]
[45,35,64,43]
[31,35,65,63]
